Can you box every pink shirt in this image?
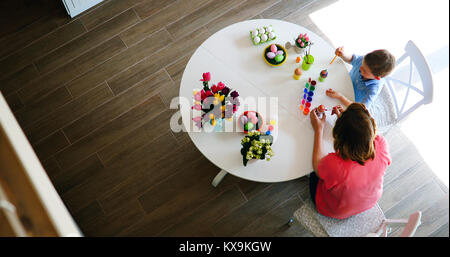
[316,135,391,219]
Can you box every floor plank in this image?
[119,0,210,46]
[63,69,171,143]
[17,35,126,105]
[55,94,166,169]
[24,83,114,144]
[66,28,172,97]
[0,19,86,78]
[34,9,139,74]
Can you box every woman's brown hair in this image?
[332,103,377,165]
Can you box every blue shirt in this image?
[349,54,383,108]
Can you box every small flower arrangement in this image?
[192,72,240,129]
[240,131,274,166]
[295,33,311,48]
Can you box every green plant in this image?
[240,131,274,166]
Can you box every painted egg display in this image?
[270,44,277,53]
[266,52,276,59]
[275,50,284,56]
[253,36,260,44]
[261,34,268,42]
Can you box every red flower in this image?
[201,90,206,100]
[211,84,218,93]
[205,90,213,97]
[200,72,211,82]
[217,82,225,91]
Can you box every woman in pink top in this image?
[308,103,391,219]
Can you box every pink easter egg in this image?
[268,125,274,131]
[270,44,277,53]
[247,112,256,119]
[251,117,258,124]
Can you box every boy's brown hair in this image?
[364,49,396,77]
[332,103,377,165]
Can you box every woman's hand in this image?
[331,105,344,117]
[310,107,326,133]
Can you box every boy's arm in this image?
[337,94,353,107]
[326,88,353,107]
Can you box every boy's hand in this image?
[310,107,326,133]
[335,46,344,57]
[326,88,342,99]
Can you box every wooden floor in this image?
[1,0,448,237]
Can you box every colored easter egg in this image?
[268,125,274,131]
[266,130,271,135]
[240,115,248,124]
[268,32,275,39]
[266,52,276,59]
[251,117,258,124]
[276,50,284,56]
[261,34,268,42]
[253,36,260,44]
[270,44,277,53]
[245,122,254,131]
[270,120,276,125]
[274,54,284,63]
[259,28,265,34]
[318,104,326,112]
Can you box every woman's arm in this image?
[312,130,326,177]
[310,109,328,178]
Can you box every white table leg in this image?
[211,170,228,187]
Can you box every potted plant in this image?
[240,131,274,166]
[192,72,240,131]
[294,33,312,54]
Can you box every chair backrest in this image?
[385,40,434,122]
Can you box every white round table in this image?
[179,19,354,185]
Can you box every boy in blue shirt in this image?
[326,47,396,108]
